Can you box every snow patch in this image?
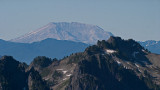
[63,78,67,81]
[135,64,139,68]
[123,66,129,69]
[62,71,67,74]
[44,77,50,80]
[116,60,121,65]
[66,74,72,77]
[105,49,117,54]
[138,69,142,73]
[142,49,145,52]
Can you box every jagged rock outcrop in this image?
[29,56,53,72]
[27,68,49,90]
[0,56,27,90]
[0,56,50,90]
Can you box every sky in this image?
[0,0,160,41]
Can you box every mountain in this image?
[30,36,160,90]
[0,39,89,64]
[10,22,113,44]
[1,36,160,90]
[139,40,160,54]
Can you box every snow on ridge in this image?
[138,69,142,73]
[135,63,140,68]
[116,60,121,65]
[123,66,129,69]
[142,49,145,52]
[15,24,51,40]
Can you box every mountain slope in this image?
[10,22,113,44]
[139,40,160,54]
[0,39,88,64]
[30,36,160,90]
[64,37,160,90]
[1,37,160,90]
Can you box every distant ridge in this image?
[10,22,113,44]
[0,38,89,64]
[139,40,160,54]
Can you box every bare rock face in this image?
[0,56,27,90]
[27,68,49,90]
[0,56,49,90]
[65,37,160,90]
[10,22,113,44]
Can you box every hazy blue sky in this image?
[0,0,160,41]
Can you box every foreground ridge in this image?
[1,36,160,90]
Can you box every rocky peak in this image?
[29,56,52,72]
[0,56,15,61]
[0,56,20,67]
[97,36,149,60]
[30,56,52,68]
[98,36,143,51]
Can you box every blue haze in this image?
[0,0,160,41]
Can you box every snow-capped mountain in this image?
[10,22,113,44]
[140,40,159,47]
[139,40,160,54]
